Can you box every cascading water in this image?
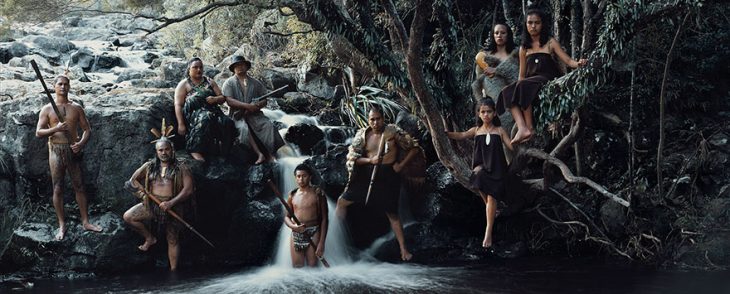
[160,109,460,293]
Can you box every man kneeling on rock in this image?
[123,127,193,271]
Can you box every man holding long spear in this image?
[123,121,194,271]
[35,72,102,241]
[336,106,420,261]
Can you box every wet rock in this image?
[260,67,297,92]
[279,92,326,114]
[70,47,95,71]
[284,123,325,155]
[332,84,346,102]
[115,69,156,83]
[142,52,158,64]
[324,127,349,144]
[94,53,125,70]
[8,54,55,73]
[158,58,187,87]
[20,35,76,62]
[298,74,335,100]
[0,212,148,274]
[304,145,349,197]
[600,200,627,237]
[0,47,10,64]
[318,108,344,126]
[9,42,29,58]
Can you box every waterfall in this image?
[267,109,355,268]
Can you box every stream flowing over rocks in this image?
[0,12,497,280]
[2,7,729,285]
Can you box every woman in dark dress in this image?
[174,57,235,161]
[447,98,514,249]
[498,9,587,145]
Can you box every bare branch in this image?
[263,30,314,36]
[522,148,630,207]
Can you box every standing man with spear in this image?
[122,120,197,271]
[336,106,420,261]
[33,61,103,241]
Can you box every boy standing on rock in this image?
[285,164,329,267]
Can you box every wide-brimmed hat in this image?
[228,55,252,72]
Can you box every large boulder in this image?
[297,74,336,100]
[20,35,76,63]
[92,52,125,70]
[284,123,325,155]
[69,47,95,71]
[260,67,297,92]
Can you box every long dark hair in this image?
[185,57,203,79]
[486,23,516,54]
[475,98,501,127]
[520,8,551,49]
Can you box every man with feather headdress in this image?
[122,120,194,271]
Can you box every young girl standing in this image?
[447,98,514,248]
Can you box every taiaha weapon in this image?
[364,131,388,205]
[266,180,331,268]
[251,84,289,103]
[30,60,77,146]
[126,184,215,248]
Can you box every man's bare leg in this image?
[123,203,156,251]
[52,185,67,241]
[167,227,180,271]
[49,153,67,241]
[68,162,102,232]
[335,197,353,219]
[386,212,412,261]
[246,132,266,165]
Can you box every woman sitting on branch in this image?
[498,8,587,145]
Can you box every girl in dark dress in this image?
[498,9,587,145]
[447,98,514,248]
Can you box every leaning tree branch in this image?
[263,30,314,36]
[402,0,472,186]
[657,12,690,196]
[536,206,633,259]
[522,148,630,207]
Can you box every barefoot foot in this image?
[510,128,532,145]
[83,222,103,232]
[138,237,157,251]
[482,235,493,248]
[401,249,413,261]
[254,153,266,165]
[55,226,67,241]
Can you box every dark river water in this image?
[6,257,729,293]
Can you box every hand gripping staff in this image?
[266,180,331,268]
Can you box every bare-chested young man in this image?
[336,106,420,261]
[123,138,193,271]
[285,164,328,268]
[35,75,102,241]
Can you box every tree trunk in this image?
[404,0,472,186]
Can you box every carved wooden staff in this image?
[266,180,331,268]
[364,132,387,205]
[127,185,215,248]
[30,60,78,149]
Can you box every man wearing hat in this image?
[222,56,284,162]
